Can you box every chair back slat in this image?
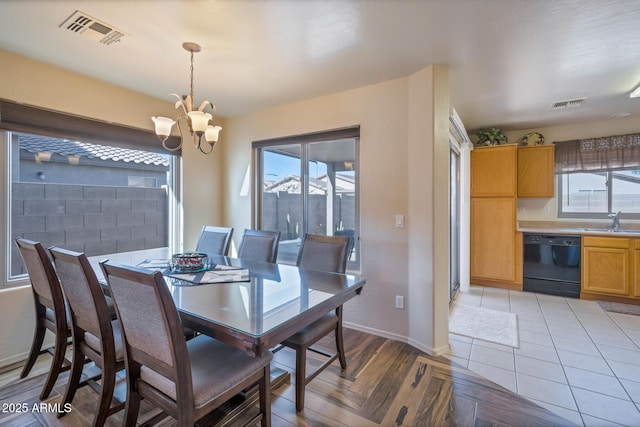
[195,225,233,256]
[296,234,350,274]
[237,229,281,263]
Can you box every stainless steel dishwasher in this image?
[523,233,581,298]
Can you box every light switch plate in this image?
[395,214,404,228]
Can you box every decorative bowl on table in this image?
[171,253,208,273]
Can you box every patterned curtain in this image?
[555,133,640,174]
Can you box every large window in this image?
[253,127,360,270]
[0,101,181,286]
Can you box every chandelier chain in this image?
[189,50,195,101]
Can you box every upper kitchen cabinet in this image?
[517,145,555,198]
[471,145,517,197]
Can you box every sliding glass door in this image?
[254,129,359,269]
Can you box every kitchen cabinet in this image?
[634,240,640,298]
[470,197,519,283]
[471,145,517,197]
[582,236,631,297]
[517,145,555,198]
[470,145,521,289]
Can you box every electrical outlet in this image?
[395,295,405,309]
[518,206,525,214]
[544,204,550,213]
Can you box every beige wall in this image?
[221,76,414,342]
[0,49,450,366]
[407,65,450,354]
[507,117,640,222]
[0,50,223,365]
[221,65,451,354]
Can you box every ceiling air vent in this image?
[59,10,128,45]
[551,98,587,110]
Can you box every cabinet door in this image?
[583,246,630,296]
[634,250,640,298]
[517,145,555,198]
[633,240,640,298]
[470,197,517,282]
[471,145,517,197]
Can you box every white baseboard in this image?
[0,351,29,371]
[343,321,408,343]
[344,321,451,357]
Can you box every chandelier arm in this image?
[197,137,215,154]
[161,138,182,152]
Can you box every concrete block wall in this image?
[11,182,167,276]
[262,192,355,240]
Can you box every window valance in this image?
[0,99,181,155]
[554,133,640,174]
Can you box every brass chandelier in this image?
[152,42,222,154]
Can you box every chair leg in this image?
[40,328,69,400]
[335,323,347,370]
[259,364,271,427]
[92,362,116,427]
[295,347,307,412]
[58,348,84,418]
[123,389,141,427]
[20,322,46,379]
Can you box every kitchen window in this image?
[0,100,182,287]
[556,133,640,219]
[253,126,360,270]
[558,170,640,217]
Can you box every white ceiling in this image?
[1,0,640,134]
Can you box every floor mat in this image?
[597,300,640,316]
[449,304,519,348]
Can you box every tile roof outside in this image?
[18,135,169,167]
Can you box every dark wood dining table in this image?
[162,255,366,357]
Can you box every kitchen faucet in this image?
[608,211,622,231]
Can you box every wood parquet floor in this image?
[0,328,575,426]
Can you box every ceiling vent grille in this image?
[551,98,587,110]
[59,10,128,45]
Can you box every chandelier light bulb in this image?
[204,125,222,143]
[187,111,212,135]
[152,116,176,141]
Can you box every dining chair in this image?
[48,247,125,427]
[100,260,273,427]
[195,225,234,256]
[14,238,72,400]
[278,233,351,412]
[334,228,355,260]
[237,229,281,263]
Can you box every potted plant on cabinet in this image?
[476,128,508,146]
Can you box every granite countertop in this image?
[517,220,640,236]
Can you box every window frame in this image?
[0,103,183,288]
[252,126,360,271]
[557,170,640,219]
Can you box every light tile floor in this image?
[446,286,640,426]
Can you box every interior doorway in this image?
[450,144,461,302]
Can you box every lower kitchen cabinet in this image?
[634,240,640,298]
[582,236,632,298]
[470,197,521,287]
